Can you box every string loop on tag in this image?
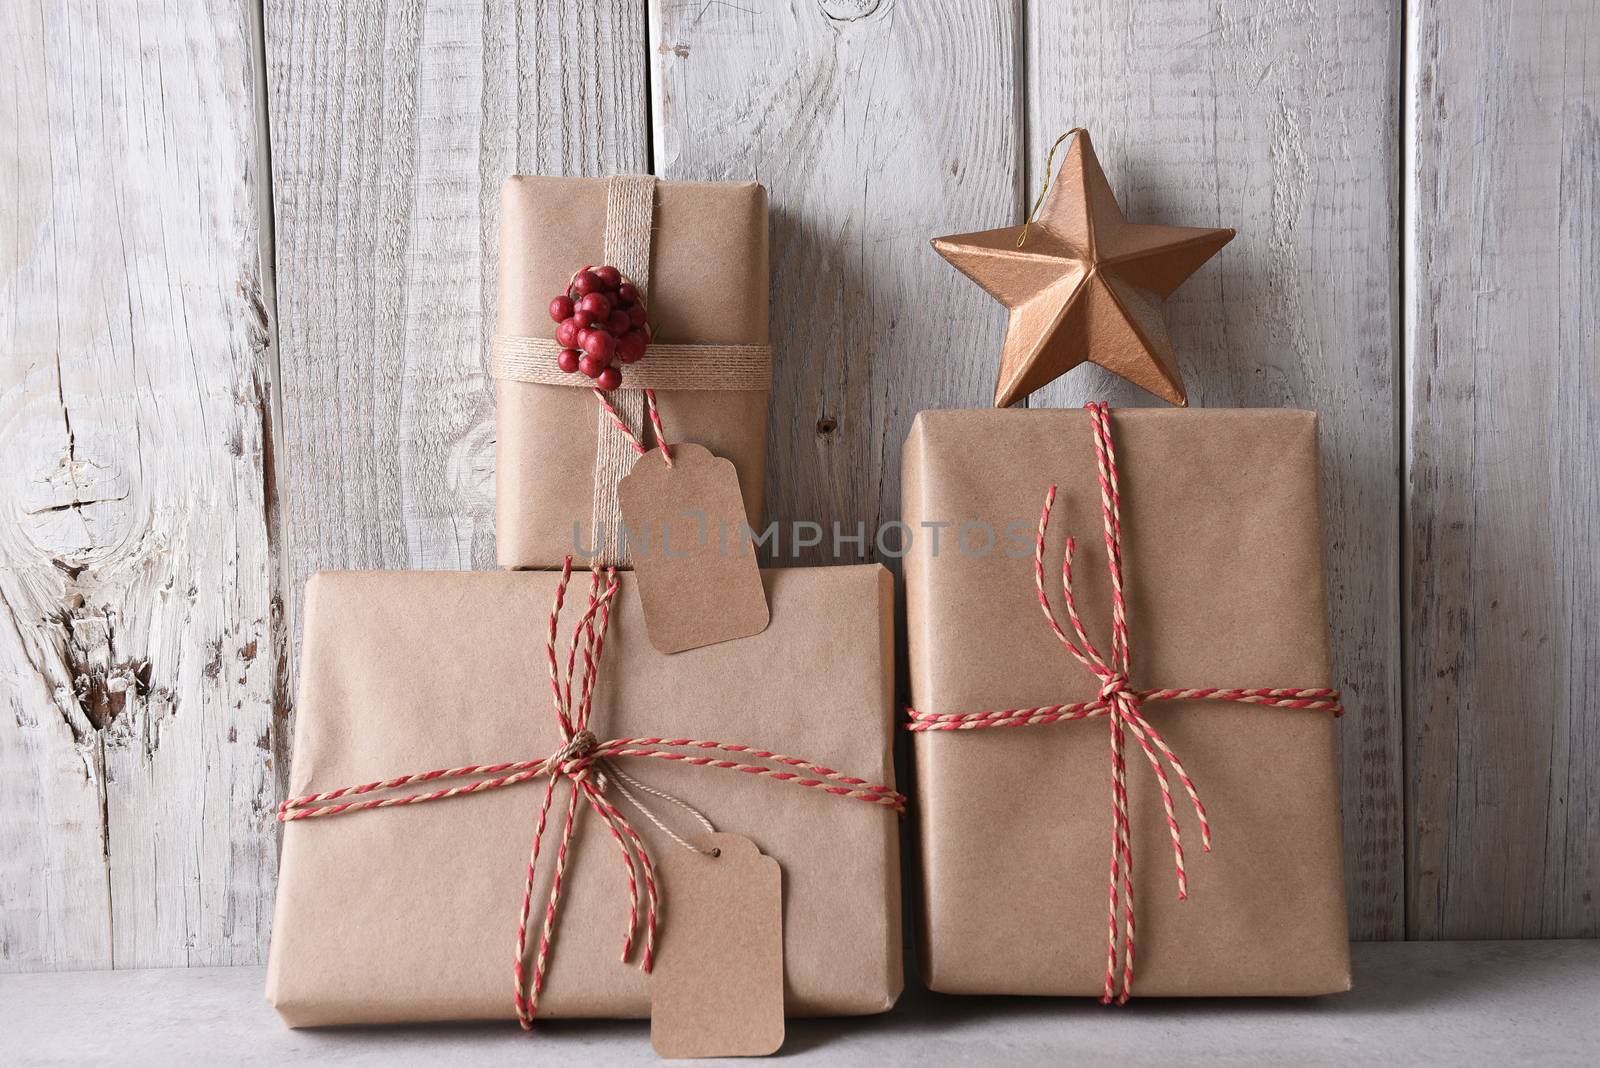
[603,759,718,856]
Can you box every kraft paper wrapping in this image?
[495,176,770,569]
[903,408,1350,996]
[266,566,901,1025]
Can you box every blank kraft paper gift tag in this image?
[650,833,784,1058]
[618,443,770,653]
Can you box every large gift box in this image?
[267,565,902,1025]
[493,175,771,569]
[903,406,1350,998]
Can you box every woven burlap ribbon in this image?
[489,175,773,567]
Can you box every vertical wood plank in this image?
[0,0,281,968]
[649,0,1019,565]
[1407,0,1600,938]
[266,0,648,602]
[1024,0,1405,941]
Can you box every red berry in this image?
[578,353,608,379]
[555,317,581,348]
[595,265,622,289]
[595,366,622,391]
[606,310,630,334]
[556,348,581,373]
[576,292,611,319]
[627,303,648,327]
[572,269,604,296]
[548,295,575,323]
[584,330,616,361]
[617,282,639,304]
[572,308,598,329]
[617,329,649,363]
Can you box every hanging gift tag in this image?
[618,442,770,653]
[650,833,784,1059]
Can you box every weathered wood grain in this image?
[0,0,280,969]
[266,0,649,618]
[1406,0,1600,938]
[1023,0,1405,940]
[649,0,1018,566]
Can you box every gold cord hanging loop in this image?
[1017,128,1087,248]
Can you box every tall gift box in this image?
[903,406,1350,998]
[493,175,771,569]
[266,565,902,1024]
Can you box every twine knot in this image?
[549,728,601,781]
[1096,671,1133,707]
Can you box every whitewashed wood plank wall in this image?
[1406,0,1599,939]
[0,0,1594,970]
[2,0,281,970]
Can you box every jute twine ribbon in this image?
[488,175,774,566]
[278,559,905,1030]
[905,402,1343,1004]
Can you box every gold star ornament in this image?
[933,129,1234,407]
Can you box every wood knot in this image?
[75,657,152,732]
[819,0,884,23]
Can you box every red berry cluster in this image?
[547,265,651,391]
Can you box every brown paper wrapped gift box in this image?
[495,176,770,569]
[266,566,901,1025]
[903,407,1350,997]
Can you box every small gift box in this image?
[903,405,1350,999]
[493,175,771,569]
[266,565,902,1025]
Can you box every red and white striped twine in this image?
[594,385,673,467]
[905,402,1343,1004]
[279,558,905,1030]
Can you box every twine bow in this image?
[280,560,905,1029]
[906,402,1343,1004]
